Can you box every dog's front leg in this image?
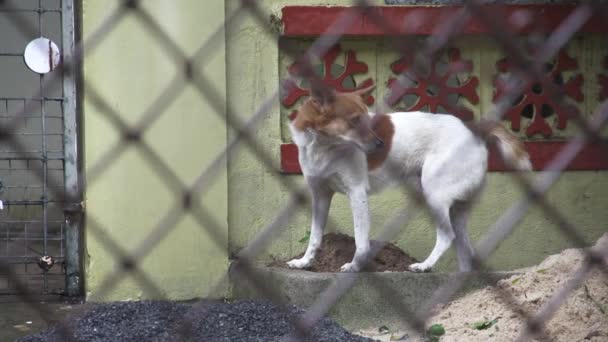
[287,183,333,269]
[341,186,371,272]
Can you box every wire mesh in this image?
[0,0,606,341]
[0,0,68,295]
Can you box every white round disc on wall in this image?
[23,37,61,74]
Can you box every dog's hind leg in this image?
[287,183,333,269]
[410,144,484,272]
[450,200,475,272]
[409,196,454,272]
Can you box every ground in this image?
[355,233,608,342]
[0,298,74,342]
[5,234,606,342]
[10,299,372,342]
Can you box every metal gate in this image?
[0,0,79,296]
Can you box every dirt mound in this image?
[424,233,608,342]
[271,233,418,272]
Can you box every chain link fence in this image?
[1,0,607,341]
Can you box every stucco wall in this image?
[83,0,228,300]
[226,0,608,272]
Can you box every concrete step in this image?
[230,264,519,330]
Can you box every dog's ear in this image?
[309,79,336,109]
[351,84,375,98]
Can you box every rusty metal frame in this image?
[61,0,83,298]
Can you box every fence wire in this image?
[0,0,607,341]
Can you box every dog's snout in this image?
[374,137,385,148]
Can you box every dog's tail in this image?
[469,120,532,171]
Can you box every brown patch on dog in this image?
[291,85,388,155]
[491,125,529,161]
[292,92,371,135]
[292,99,321,131]
[467,119,530,169]
[367,114,394,171]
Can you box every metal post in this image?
[61,0,82,297]
[38,0,50,294]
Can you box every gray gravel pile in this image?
[17,299,373,342]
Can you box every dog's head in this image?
[292,81,384,153]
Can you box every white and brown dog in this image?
[287,83,531,273]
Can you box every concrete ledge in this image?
[230,265,519,330]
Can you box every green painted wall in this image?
[226,0,608,272]
[83,0,228,300]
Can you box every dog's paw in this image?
[287,257,312,269]
[340,262,360,272]
[408,262,432,273]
